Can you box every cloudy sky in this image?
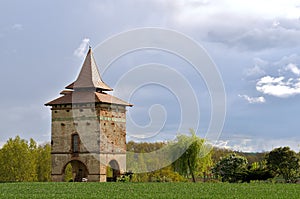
[1,0,300,152]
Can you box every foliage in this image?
[265,147,300,183]
[172,129,213,182]
[212,148,266,165]
[117,171,134,182]
[242,168,274,183]
[0,136,37,181]
[1,135,298,184]
[0,136,50,182]
[212,153,248,183]
[126,131,212,182]
[64,163,73,182]
[117,174,131,182]
[211,147,233,164]
[127,141,165,153]
[131,166,186,182]
[126,141,166,174]
[36,144,51,182]
[1,182,300,198]
[237,152,266,165]
[126,140,187,182]
[148,166,186,182]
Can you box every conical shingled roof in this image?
[66,47,113,91]
[45,47,132,107]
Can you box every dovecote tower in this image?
[45,48,132,182]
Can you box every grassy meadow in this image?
[1,182,300,199]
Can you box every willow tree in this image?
[172,129,213,182]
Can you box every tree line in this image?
[0,133,299,183]
[126,136,300,183]
[0,136,51,182]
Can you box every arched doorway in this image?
[106,160,120,182]
[63,160,89,182]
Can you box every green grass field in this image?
[1,182,300,199]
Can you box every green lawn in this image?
[0,182,300,199]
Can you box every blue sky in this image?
[1,0,300,152]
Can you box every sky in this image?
[0,0,300,152]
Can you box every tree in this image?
[0,136,37,181]
[172,129,213,182]
[212,153,248,183]
[237,152,266,165]
[211,147,233,164]
[64,163,73,182]
[36,144,51,182]
[0,136,51,182]
[241,161,274,183]
[265,147,300,183]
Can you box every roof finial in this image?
[87,39,92,51]
[87,43,92,53]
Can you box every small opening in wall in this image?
[86,122,90,126]
[54,111,57,113]
[80,109,83,112]
[61,123,65,126]
[111,122,114,125]
[72,134,80,153]
[66,110,70,112]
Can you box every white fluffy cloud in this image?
[74,38,90,59]
[256,76,300,97]
[238,94,266,104]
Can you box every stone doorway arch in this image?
[63,160,89,182]
[106,160,120,182]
